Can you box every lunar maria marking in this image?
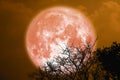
[25,6,96,71]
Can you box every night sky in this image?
[0,0,120,80]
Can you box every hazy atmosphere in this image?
[0,0,120,80]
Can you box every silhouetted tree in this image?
[29,41,120,80]
[96,42,120,80]
[29,41,96,80]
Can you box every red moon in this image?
[26,7,96,69]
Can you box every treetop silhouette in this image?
[29,41,120,80]
[96,42,120,77]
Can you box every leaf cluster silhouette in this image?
[96,42,120,79]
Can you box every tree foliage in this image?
[96,42,120,80]
[29,42,120,80]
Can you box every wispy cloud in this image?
[90,1,120,47]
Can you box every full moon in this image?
[25,6,96,70]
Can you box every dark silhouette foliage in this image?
[29,41,120,80]
[96,42,120,79]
